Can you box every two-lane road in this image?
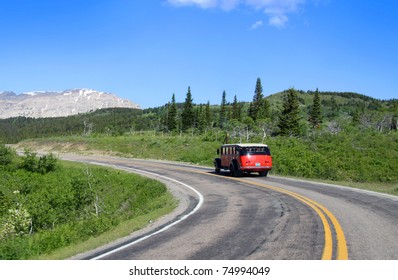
[62,154,398,260]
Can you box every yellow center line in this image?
[86,158,348,260]
[210,172,348,260]
[176,165,348,260]
[241,180,334,259]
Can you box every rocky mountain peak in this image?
[0,89,140,119]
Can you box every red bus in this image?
[214,143,272,177]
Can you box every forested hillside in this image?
[1,82,397,144]
[0,108,142,143]
[2,80,397,185]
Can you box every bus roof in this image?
[221,143,269,148]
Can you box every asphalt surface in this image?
[62,155,398,260]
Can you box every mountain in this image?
[0,89,140,119]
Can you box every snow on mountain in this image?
[0,89,140,119]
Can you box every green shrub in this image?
[0,145,14,166]
[20,150,39,172]
[37,153,59,174]
[20,150,58,174]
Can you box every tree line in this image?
[0,108,142,143]
[158,78,397,139]
[1,78,397,143]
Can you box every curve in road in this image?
[61,155,398,260]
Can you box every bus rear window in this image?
[240,147,271,156]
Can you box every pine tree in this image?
[248,102,254,121]
[260,98,271,120]
[167,94,177,131]
[161,102,170,131]
[232,95,242,121]
[248,78,264,121]
[194,106,200,129]
[198,104,206,132]
[181,87,194,131]
[219,90,227,128]
[205,101,212,128]
[308,88,322,128]
[277,88,301,136]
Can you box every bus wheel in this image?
[214,159,221,174]
[232,162,242,177]
[259,170,268,177]
[229,165,235,176]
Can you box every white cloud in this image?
[250,20,263,30]
[246,0,304,13]
[246,0,304,27]
[220,0,241,10]
[167,0,307,27]
[268,14,288,28]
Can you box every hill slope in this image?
[0,107,142,143]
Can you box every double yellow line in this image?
[85,158,349,260]
[169,165,349,260]
[230,177,349,260]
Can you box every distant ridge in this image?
[0,89,140,119]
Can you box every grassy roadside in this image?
[35,192,176,260]
[15,134,398,197]
[0,151,178,259]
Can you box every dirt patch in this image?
[12,140,126,158]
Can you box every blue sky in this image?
[0,0,397,108]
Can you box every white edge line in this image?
[270,175,398,202]
[85,163,204,260]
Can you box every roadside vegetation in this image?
[0,146,176,259]
[1,78,397,258]
[17,130,398,195]
[9,78,397,192]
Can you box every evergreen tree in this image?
[308,88,322,128]
[161,102,169,131]
[167,93,177,131]
[219,90,227,128]
[194,106,202,129]
[227,105,232,121]
[181,87,194,131]
[248,102,254,121]
[231,95,242,121]
[205,101,212,128]
[167,94,177,131]
[198,104,206,132]
[248,78,264,121]
[260,98,271,120]
[277,88,301,136]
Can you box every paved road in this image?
[62,155,398,260]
